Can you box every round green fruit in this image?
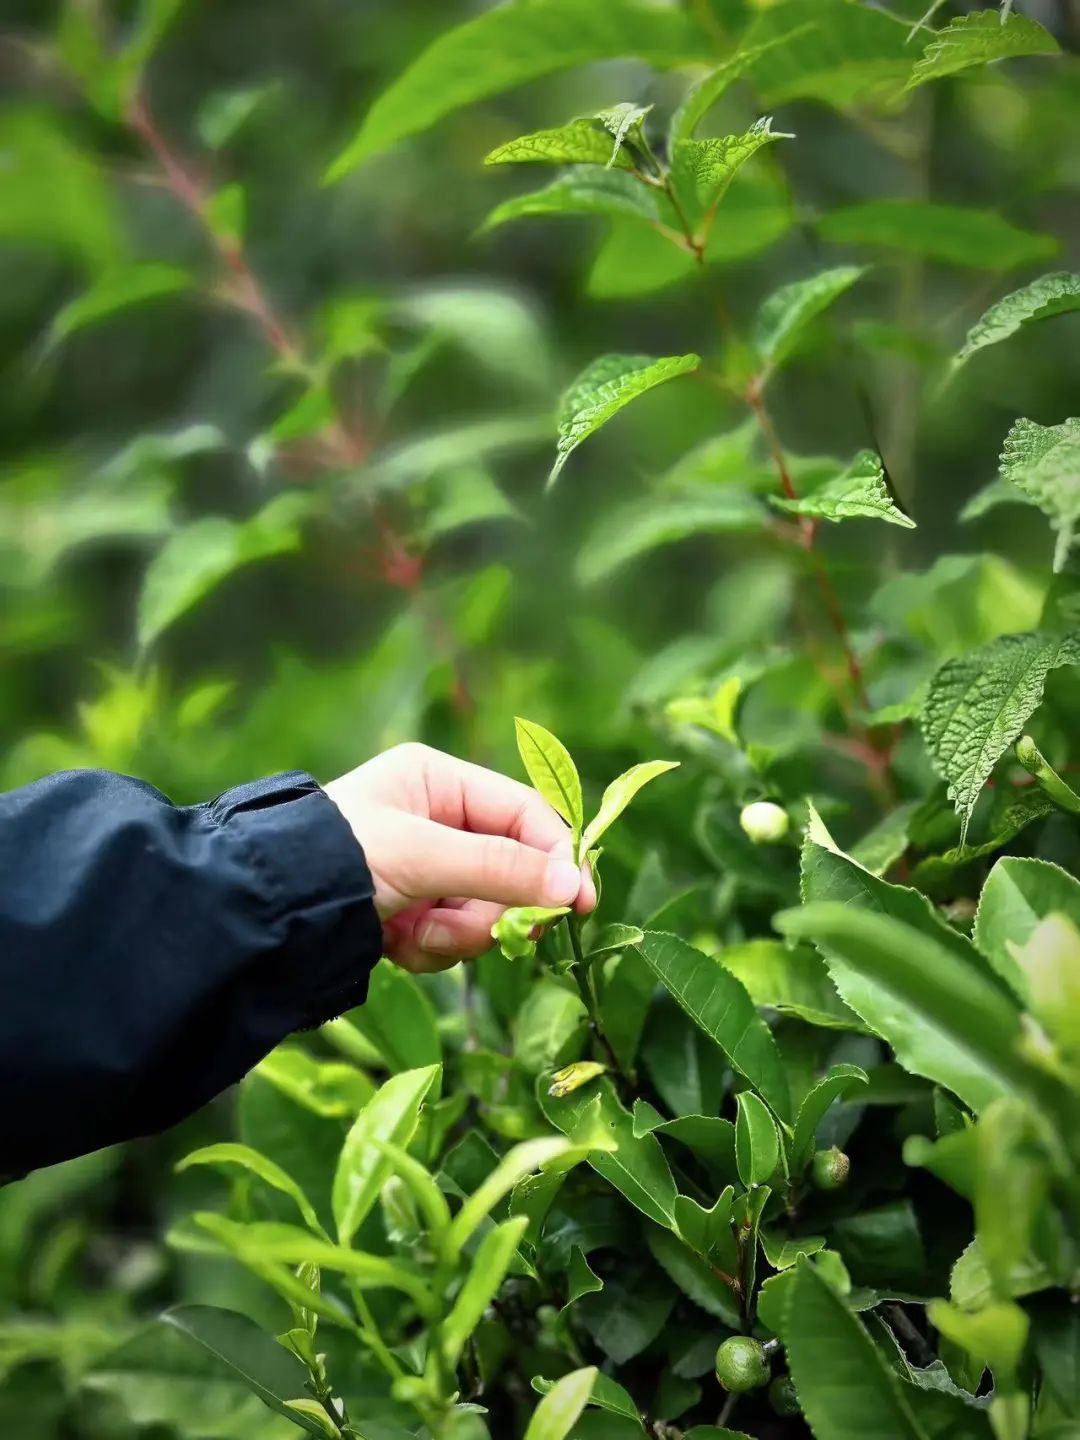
[812,1146,851,1190]
[715,1336,770,1393]
[739,800,790,845]
[769,1375,800,1416]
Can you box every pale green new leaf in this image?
[514,716,583,836]
[576,492,767,585]
[999,417,1080,572]
[815,199,1057,271]
[974,856,1080,1004]
[532,1370,643,1429]
[928,1299,1029,1385]
[670,117,792,231]
[950,273,1080,374]
[735,1091,780,1188]
[790,1065,869,1172]
[594,102,652,167]
[492,905,570,961]
[581,760,679,854]
[784,1260,929,1440]
[906,11,1059,92]
[176,1144,325,1237]
[332,1064,440,1244]
[485,119,633,169]
[137,493,312,649]
[253,1045,374,1116]
[753,265,865,374]
[441,1216,530,1366]
[771,450,914,529]
[670,35,801,147]
[550,353,701,487]
[327,0,711,177]
[635,932,791,1121]
[447,1137,573,1256]
[921,630,1080,841]
[524,1366,598,1440]
[716,940,863,1030]
[50,263,191,345]
[481,169,660,234]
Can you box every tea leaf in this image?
[735,1091,780,1188]
[594,102,652,167]
[974,856,1080,1007]
[485,119,633,169]
[524,1365,598,1440]
[447,1137,574,1255]
[771,450,915,529]
[493,904,571,961]
[716,940,863,1031]
[816,199,1058,271]
[532,1370,643,1428]
[50,263,192,345]
[906,11,1059,92]
[514,716,583,836]
[670,37,799,147]
[481,169,660,234]
[791,1065,869,1172]
[950,272,1080,374]
[999,417,1080,572]
[577,492,767,585]
[922,630,1080,840]
[328,0,710,177]
[670,117,792,232]
[442,1216,530,1366]
[745,1,913,109]
[176,1144,325,1237]
[581,760,679,854]
[636,932,791,1121]
[550,353,701,486]
[753,265,866,375]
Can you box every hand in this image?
[324,744,596,973]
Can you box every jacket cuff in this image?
[209,771,384,1027]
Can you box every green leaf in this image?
[791,1064,869,1172]
[564,1246,604,1308]
[493,905,571,962]
[540,1077,678,1229]
[587,924,645,960]
[783,1260,929,1440]
[635,932,791,1121]
[485,119,633,169]
[906,11,1059,92]
[815,200,1058,271]
[253,1045,374,1117]
[646,1227,740,1327]
[481,169,660,234]
[974,857,1080,1002]
[447,1137,574,1256]
[670,117,792,233]
[137,493,312,649]
[357,960,442,1071]
[514,979,586,1074]
[533,1370,643,1429]
[595,102,652,167]
[1007,913,1080,1060]
[50,263,191,345]
[524,1365,598,1440]
[670,36,801,147]
[332,1064,440,1245]
[921,630,1080,841]
[581,760,679,854]
[197,82,280,150]
[753,265,866,375]
[715,940,862,1030]
[745,1,913,109]
[912,788,1054,894]
[175,1144,325,1237]
[771,451,914,529]
[576,491,767,585]
[950,272,1080,374]
[927,1299,1028,1385]
[550,353,701,487]
[760,1231,826,1271]
[514,717,583,837]
[999,417,1080,573]
[442,1216,530,1366]
[327,0,711,177]
[735,1091,780,1188]
[672,1187,736,1264]
[632,1106,738,1187]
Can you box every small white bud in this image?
[739,800,790,845]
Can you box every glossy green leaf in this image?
[670,117,792,233]
[564,1246,604,1308]
[514,716,583,836]
[447,1137,574,1256]
[646,1227,740,1327]
[735,1091,780,1188]
[784,1260,928,1440]
[999,417,1080,573]
[672,1187,735,1264]
[921,630,1080,841]
[138,494,312,649]
[974,857,1080,1002]
[1007,913,1080,1059]
[906,11,1059,92]
[253,1046,374,1117]
[716,939,863,1030]
[524,1365,598,1440]
[514,979,586,1075]
[632,1105,738,1186]
[816,199,1058,271]
[442,1216,530,1365]
[791,1064,869,1171]
[356,959,441,1071]
[928,1299,1028,1384]
[485,119,633,169]
[332,1064,440,1244]
[493,904,570,962]
[327,1,711,177]
[481,169,660,234]
[50,263,191,345]
[753,266,866,375]
[581,760,679,854]
[760,1231,826,1271]
[636,932,791,1121]
[587,923,645,960]
[772,450,914,529]
[533,1370,643,1429]
[550,353,700,487]
[950,273,1080,374]
[175,1144,325,1237]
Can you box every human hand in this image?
[324,744,596,973]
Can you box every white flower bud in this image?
[739,800,790,845]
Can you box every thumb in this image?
[366,809,583,913]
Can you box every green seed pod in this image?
[739,800,790,845]
[811,1145,851,1191]
[769,1374,800,1416]
[714,1336,771,1393]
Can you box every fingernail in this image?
[543,856,581,906]
[419,922,457,954]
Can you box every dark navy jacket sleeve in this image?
[0,770,383,1179]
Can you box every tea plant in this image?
[2,1,1080,1439]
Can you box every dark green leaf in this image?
[816,200,1058,271]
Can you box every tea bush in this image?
[1,2,1079,1439]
